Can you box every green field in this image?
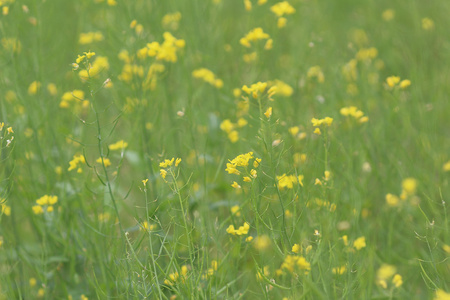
[1,0,449,299]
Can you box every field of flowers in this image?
[1,0,449,299]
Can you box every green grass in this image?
[0,0,449,299]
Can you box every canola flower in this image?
[376,264,403,289]
[68,154,85,173]
[192,68,223,88]
[60,90,89,109]
[386,76,411,89]
[278,255,311,275]
[270,1,295,28]
[340,106,369,123]
[145,32,185,63]
[225,152,260,185]
[226,222,250,236]
[79,32,104,45]
[162,12,181,30]
[164,265,189,286]
[32,195,58,215]
[307,66,325,83]
[109,140,128,151]
[159,157,182,179]
[277,174,304,189]
[353,236,366,250]
[240,27,270,48]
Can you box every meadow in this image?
[0,0,449,299]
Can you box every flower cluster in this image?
[159,157,182,179]
[340,106,369,123]
[239,27,271,48]
[32,195,58,215]
[145,32,185,63]
[226,222,250,235]
[0,123,14,147]
[162,12,181,30]
[79,32,104,45]
[270,1,296,28]
[311,117,333,135]
[385,177,418,207]
[307,66,325,83]
[78,56,110,80]
[68,154,85,173]
[192,68,223,88]
[225,152,261,185]
[164,265,188,286]
[386,76,411,89]
[277,174,304,189]
[376,264,403,289]
[1,198,11,216]
[241,81,277,99]
[60,90,89,110]
[108,140,128,151]
[277,255,311,275]
[220,118,248,143]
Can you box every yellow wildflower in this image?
[353,236,366,250]
[109,140,128,151]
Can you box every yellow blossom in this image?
[264,107,272,118]
[96,157,111,167]
[292,244,300,253]
[332,266,347,275]
[382,9,395,21]
[422,18,434,30]
[28,81,41,95]
[109,140,128,151]
[307,66,325,83]
[353,236,366,250]
[231,181,241,189]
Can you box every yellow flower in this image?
[311,117,333,127]
[277,17,287,28]
[277,174,303,189]
[32,205,44,215]
[226,222,250,235]
[240,28,270,48]
[382,9,395,21]
[96,157,111,167]
[109,140,128,151]
[385,193,400,207]
[79,32,104,44]
[160,169,167,179]
[399,79,411,89]
[46,83,58,96]
[28,81,41,95]
[402,177,417,196]
[29,278,37,287]
[386,76,401,88]
[84,51,96,59]
[68,154,85,172]
[422,18,434,30]
[353,236,366,250]
[442,161,450,171]
[434,289,450,300]
[392,274,403,287]
[241,81,268,98]
[270,1,296,17]
[264,107,272,118]
[253,235,271,250]
[231,181,241,189]
[292,243,300,253]
[307,66,324,83]
[192,68,223,89]
[231,205,241,216]
[332,266,347,275]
